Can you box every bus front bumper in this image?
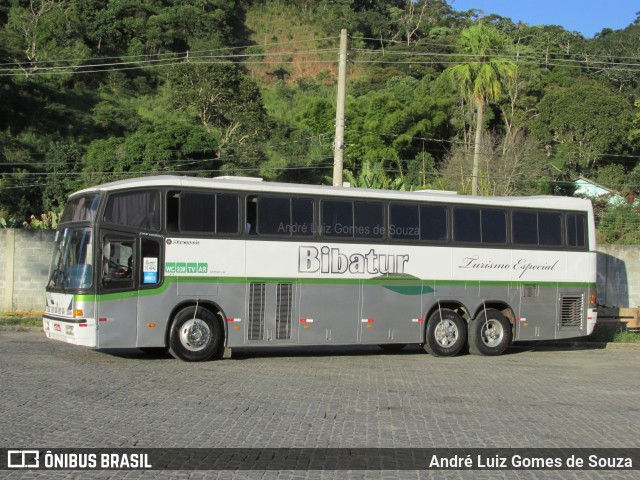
[43,315,97,347]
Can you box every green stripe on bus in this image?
[74,276,595,303]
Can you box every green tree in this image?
[259,81,335,184]
[346,74,453,188]
[82,119,218,184]
[591,23,640,93]
[441,24,515,195]
[343,160,405,190]
[167,62,272,172]
[593,199,640,244]
[43,141,84,211]
[532,78,633,178]
[5,0,90,77]
[75,0,248,56]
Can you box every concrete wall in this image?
[597,245,640,308]
[0,229,639,312]
[1,230,55,313]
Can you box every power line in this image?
[353,36,640,62]
[3,31,640,78]
[0,36,341,76]
[0,47,340,77]
[350,56,640,74]
[0,36,340,67]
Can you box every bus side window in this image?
[246,196,257,234]
[257,196,289,235]
[355,201,383,239]
[166,191,180,233]
[420,205,448,242]
[454,208,481,243]
[322,200,354,238]
[390,204,419,241]
[217,194,239,234]
[102,238,134,288]
[104,190,160,231]
[567,213,586,248]
[539,212,562,246]
[180,193,216,233]
[291,198,314,236]
[513,211,538,245]
[481,208,507,244]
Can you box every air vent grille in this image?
[560,294,583,328]
[276,283,293,340]
[248,283,265,340]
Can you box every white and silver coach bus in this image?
[43,175,597,361]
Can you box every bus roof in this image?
[73,175,592,211]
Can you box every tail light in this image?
[588,288,597,307]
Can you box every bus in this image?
[43,175,598,361]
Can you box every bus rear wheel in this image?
[169,306,222,361]
[468,308,511,356]
[424,308,466,357]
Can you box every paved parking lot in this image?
[1,331,640,479]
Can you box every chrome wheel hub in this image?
[434,319,459,347]
[481,319,504,347]
[179,318,211,352]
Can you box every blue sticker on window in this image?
[143,272,158,284]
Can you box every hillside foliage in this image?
[1,0,640,240]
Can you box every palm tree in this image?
[443,24,515,195]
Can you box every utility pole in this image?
[332,29,348,187]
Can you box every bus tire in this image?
[424,308,466,357]
[168,306,222,362]
[469,308,511,356]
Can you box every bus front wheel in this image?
[468,309,511,356]
[169,306,222,361]
[424,309,466,357]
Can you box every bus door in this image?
[136,234,165,348]
[245,281,298,344]
[96,230,137,348]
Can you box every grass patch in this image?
[0,316,42,327]
[610,328,640,343]
[588,323,640,343]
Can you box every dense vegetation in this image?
[1,0,639,241]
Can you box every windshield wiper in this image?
[49,257,67,292]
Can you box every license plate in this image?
[54,324,61,332]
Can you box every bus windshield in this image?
[47,227,94,290]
